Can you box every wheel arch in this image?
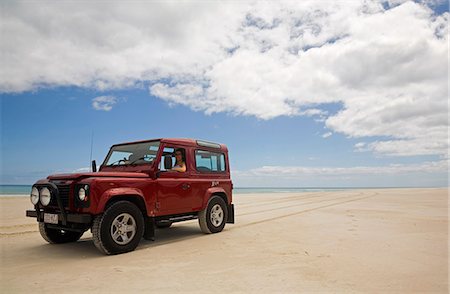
[202,187,230,210]
[104,195,148,217]
[95,188,148,216]
[211,192,227,206]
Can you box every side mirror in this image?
[92,160,97,172]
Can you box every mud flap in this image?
[226,204,235,224]
[143,217,155,241]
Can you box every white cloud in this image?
[73,167,90,173]
[354,142,367,150]
[358,139,449,157]
[249,160,448,176]
[92,96,117,111]
[150,83,206,109]
[322,132,332,138]
[1,1,448,157]
[239,160,448,176]
[232,159,448,186]
[299,109,328,117]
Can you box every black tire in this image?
[156,220,172,229]
[39,222,84,244]
[198,196,228,234]
[92,201,144,255]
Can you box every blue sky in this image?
[1,1,448,187]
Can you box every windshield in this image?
[104,141,160,166]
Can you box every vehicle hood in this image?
[47,172,149,181]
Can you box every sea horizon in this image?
[0,184,446,196]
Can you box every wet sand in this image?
[0,188,448,293]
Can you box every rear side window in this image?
[195,150,226,172]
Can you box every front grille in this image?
[49,184,70,207]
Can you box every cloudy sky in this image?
[1,0,448,187]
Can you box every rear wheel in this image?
[92,201,144,255]
[198,196,228,234]
[39,222,84,244]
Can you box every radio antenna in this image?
[89,131,94,172]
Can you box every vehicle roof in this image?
[110,138,228,152]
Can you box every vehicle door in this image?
[155,145,195,215]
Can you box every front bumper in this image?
[26,210,92,224]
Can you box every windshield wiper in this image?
[108,158,127,166]
[129,157,155,166]
[128,157,145,165]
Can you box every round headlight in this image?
[30,187,39,205]
[40,187,51,206]
[78,188,86,201]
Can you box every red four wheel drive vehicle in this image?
[26,138,234,255]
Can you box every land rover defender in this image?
[26,138,234,255]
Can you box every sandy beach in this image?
[0,188,448,293]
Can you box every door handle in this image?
[181,183,190,190]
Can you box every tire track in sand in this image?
[235,192,379,229]
[236,191,342,209]
[236,192,364,217]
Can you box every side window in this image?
[195,150,226,172]
[158,147,187,171]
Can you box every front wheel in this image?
[39,222,84,244]
[92,201,144,255]
[198,196,228,234]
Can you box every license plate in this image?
[44,213,58,224]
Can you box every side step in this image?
[144,214,198,241]
[167,215,198,223]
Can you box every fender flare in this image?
[94,187,146,214]
[201,187,229,210]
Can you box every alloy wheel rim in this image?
[110,213,137,245]
[210,204,224,227]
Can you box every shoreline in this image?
[1,186,447,198]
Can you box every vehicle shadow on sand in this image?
[140,221,205,249]
[30,221,205,258]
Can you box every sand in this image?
[0,188,448,293]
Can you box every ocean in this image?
[0,185,32,195]
[0,185,353,196]
[232,187,346,194]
